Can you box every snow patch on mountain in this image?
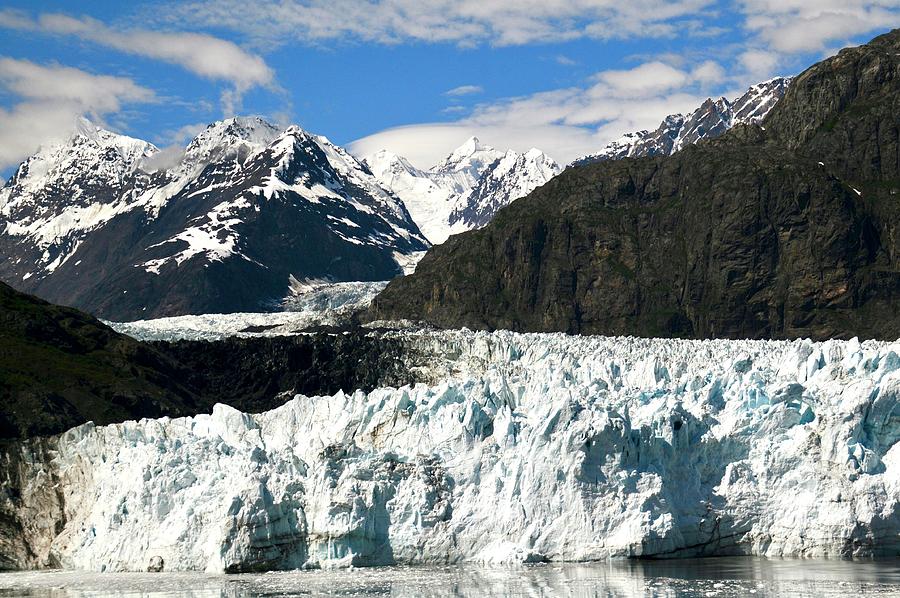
[365,138,557,244]
[142,197,256,274]
[0,118,157,267]
[5,331,900,571]
[573,77,792,166]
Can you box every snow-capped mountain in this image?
[449,148,559,230]
[572,77,792,166]
[368,79,788,242]
[0,116,428,320]
[365,137,559,244]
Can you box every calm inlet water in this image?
[1,559,899,597]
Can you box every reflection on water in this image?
[1,558,900,597]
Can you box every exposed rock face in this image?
[0,117,427,320]
[368,30,900,340]
[2,331,900,571]
[146,556,164,572]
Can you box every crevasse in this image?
[3,331,900,571]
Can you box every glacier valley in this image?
[2,326,900,572]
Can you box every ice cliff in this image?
[3,330,900,571]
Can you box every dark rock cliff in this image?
[367,30,900,340]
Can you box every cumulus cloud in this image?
[151,0,717,47]
[348,1,898,167]
[740,0,900,54]
[738,49,780,79]
[350,58,724,167]
[730,0,900,81]
[0,9,275,113]
[444,85,483,96]
[0,58,157,169]
[593,62,691,97]
[691,60,727,84]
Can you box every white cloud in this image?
[444,85,483,96]
[351,59,721,167]
[0,58,155,108]
[740,0,900,54]
[691,60,727,84]
[738,49,780,79]
[0,10,275,113]
[593,62,691,97]
[0,58,157,169]
[152,0,717,47]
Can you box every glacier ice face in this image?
[3,331,900,572]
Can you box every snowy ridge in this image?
[1,116,426,280]
[6,330,900,571]
[573,77,792,166]
[449,148,560,230]
[365,138,558,244]
[0,116,428,318]
[0,118,157,272]
[364,150,458,244]
[139,123,426,275]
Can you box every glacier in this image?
[107,280,388,341]
[3,330,900,572]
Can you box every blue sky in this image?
[0,1,898,175]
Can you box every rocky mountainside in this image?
[0,281,417,439]
[368,30,900,340]
[365,138,559,243]
[0,280,200,438]
[572,77,791,166]
[0,117,428,320]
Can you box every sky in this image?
[0,1,898,176]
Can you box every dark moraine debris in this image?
[0,281,417,440]
[150,332,415,416]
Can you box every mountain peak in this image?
[72,115,102,140]
[192,116,282,148]
[363,149,424,180]
[0,114,428,319]
[68,116,154,153]
[447,136,490,161]
[572,75,793,167]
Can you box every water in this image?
[1,559,900,597]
